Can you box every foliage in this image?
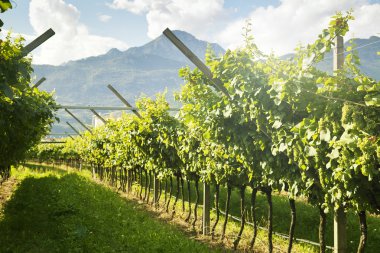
[0,33,57,179]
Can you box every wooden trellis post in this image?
[90,109,107,124]
[107,84,142,118]
[21,28,55,57]
[333,35,347,253]
[46,133,78,136]
[57,105,179,111]
[203,182,211,235]
[65,109,93,133]
[32,77,46,88]
[153,172,159,206]
[126,170,130,193]
[66,121,82,137]
[163,28,229,97]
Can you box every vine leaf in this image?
[0,83,13,98]
[0,0,12,13]
[319,129,331,142]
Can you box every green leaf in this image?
[278,143,287,152]
[223,104,233,118]
[0,83,14,98]
[305,146,317,157]
[0,0,12,13]
[320,129,331,142]
[272,120,282,129]
[360,165,369,177]
[327,148,340,160]
[364,93,380,107]
[202,130,211,139]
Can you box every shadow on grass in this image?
[0,173,220,253]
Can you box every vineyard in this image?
[1,5,380,253]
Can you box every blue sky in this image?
[1,0,380,65]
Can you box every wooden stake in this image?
[153,173,159,205]
[203,182,211,235]
[66,121,82,136]
[107,84,142,118]
[40,141,66,144]
[21,28,55,57]
[163,28,229,98]
[32,77,46,88]
[46,133,78,136]
[57,105,179,111]
[65,109,93,133]
[90,109,107,124]
[333,34,347,253]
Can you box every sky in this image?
[1,0,380,65]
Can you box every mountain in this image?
[34,31,225,133]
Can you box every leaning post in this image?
[21,28,55,57]
[66,122,82,137]
[107,84,142,118]
[65,109,93,133]
[90,109,107,125]
[32,77,46,88]
[162,28,229,97]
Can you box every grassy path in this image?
[0,166,221,253]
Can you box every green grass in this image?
[0,165,221,253]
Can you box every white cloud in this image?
[109,0,380,56]
[216,0,380,55]
[108,0,152,14]
[98,14,112,22]
[29,0,128,65]
[108,0,228,40]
